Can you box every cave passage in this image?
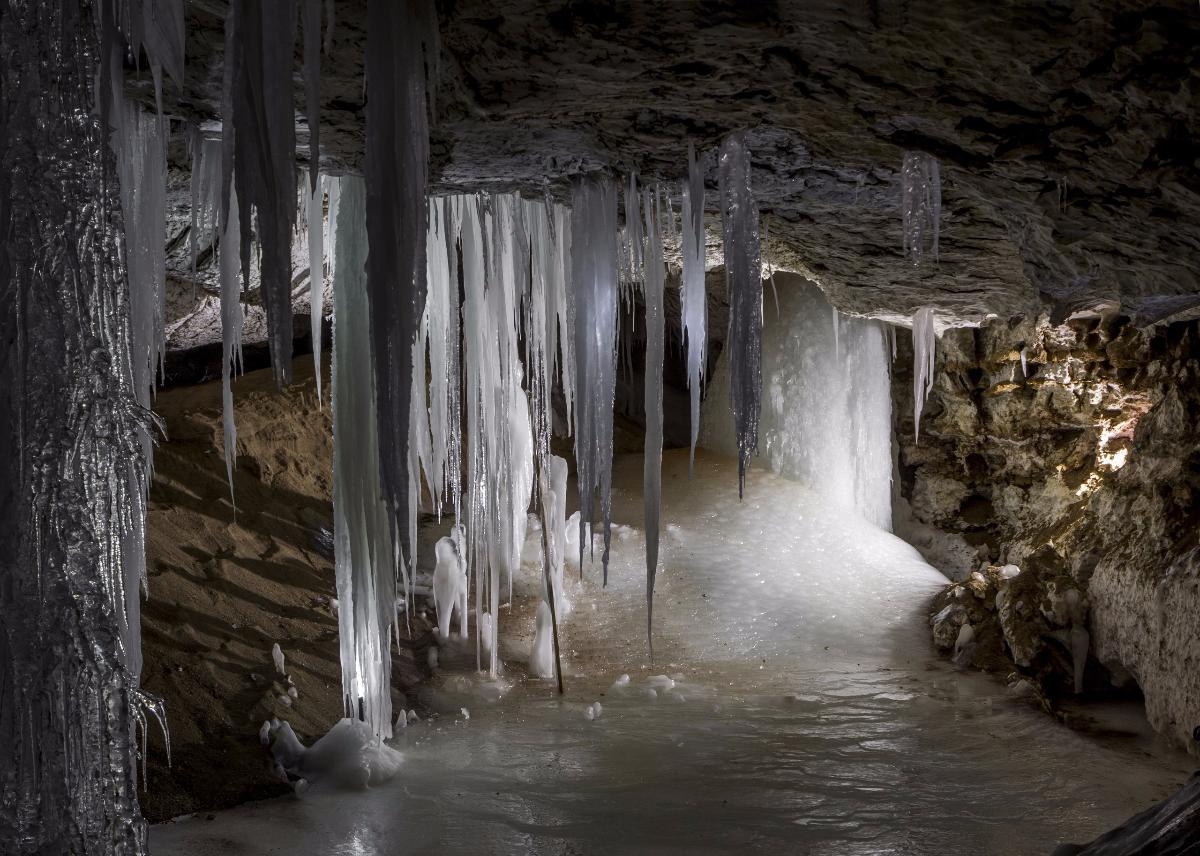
[152,453,1187,855]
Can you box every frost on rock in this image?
[642,187,666,654]
[330,176,396,738]
[900,151,941,266]
[718,132,763,497]
[229,0,299,388]
[570,178,620,581]
[681,142,707,476]
[1,2,157,850]
[911,307,937,443]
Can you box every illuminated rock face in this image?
[896,312,1200,751]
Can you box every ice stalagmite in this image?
[682,143,707,476]
[911,307,937,443]
[718,132,763,497]
[1,2,155,849]
[570,179,620,581]
[220,188,245,508]
[900,152,941,266]
[365,0,435,524]
[230,0,299,388]
[642,188,666,655]
[330,177,396,738]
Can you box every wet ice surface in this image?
[153,452,1191,855]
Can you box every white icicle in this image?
[570,178,619,582]
[912,307,937,443]
[682,143,707,477]
[330,176,395,738]
[718,132,763,497]
[642,187,666,656]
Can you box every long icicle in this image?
[718,132,763,497]
[642,186,665,658]
[570,178,619,583]
[912,307,936,443]
[682,142,707,477]
[220,186,245,511]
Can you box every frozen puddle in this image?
[153,452,1190,855]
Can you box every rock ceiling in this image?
[146,0,1198,327]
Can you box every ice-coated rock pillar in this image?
[0,2,148,853]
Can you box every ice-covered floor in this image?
[153,451,1191,855]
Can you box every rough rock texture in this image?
[896,314,1200,750]
[135,0,1197,329]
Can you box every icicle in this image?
[912,307,937,443]
[642,188,666,657]
[330,176,395,738]
[900,152,941,266]
[570,178,619,582]
[832,305,840,360]
[221,186,245,509]
[302,0,321,191]
[365,0,435,527]
[682,143,707,478]
[718,132,763,497]
[230,0,298,388]
[308,180,325,403]
[1020,347,1028,378]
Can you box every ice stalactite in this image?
[187,133,222,282]
[302,0,322,188]
[229,0,298,388]
[682,143,708,477]
[220,188,245,509]
[365,0,435,528]
[900,151,941,266]
[330,176,396,738]
[570,179,620,581]
[718,132,763,497]
[120,0,186,112]
[309,177,326,404]
[911,307,937,443]
[1,2,159,851]
[642,188,666,655]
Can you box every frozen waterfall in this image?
[701,277,894,530]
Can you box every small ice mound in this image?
[999,564,1021,580]
[271,643,286,676]
[460,707,470,721]
[643,688,659,701]
[407,710,420,724]
[265,718,402,789]
[394,711,408,731]
[529,600,556,679]
[432,535,468,640]
[427,647,439,671]
[583,701,603,721]
[646,675,675,691]
[610,673,631,691]
[479,612,496,658]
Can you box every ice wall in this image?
[700,277,894,530]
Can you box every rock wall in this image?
[894,312,1200,750]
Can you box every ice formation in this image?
[571,179,620,580]
[308,178,326,404]
[272,643,287,675]
[900,151,942,266]
[701,281,893,530]
[642,188,666,653]
[0,2,170,850]
[717,132,763,496]
[529,601,556,679]
[220,187,245,508]
[229,1,299,388]
[302,0,322,186]
[681,143,707,475]
[911,307,937,443]
[265,718,402,789]
[364,0,434,525]
[432,535,468,640]
[330,176,397,738]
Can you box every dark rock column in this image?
[0,2,147,852]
